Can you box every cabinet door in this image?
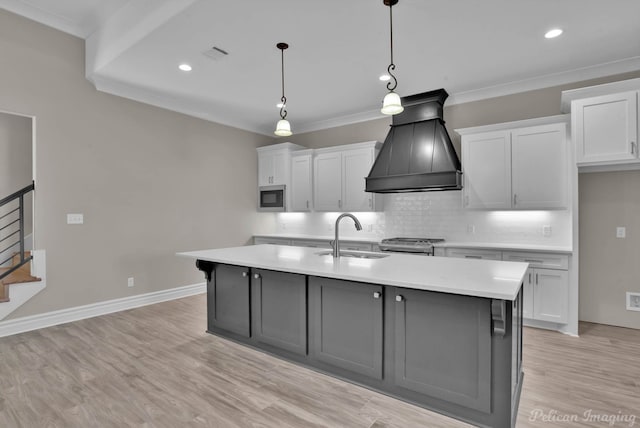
[342,148,375,211]
[309,277,383,379]
[574,91,638,164]
[445,248,503,260]
[258,153,274,186]
[291,154,313,211]
[314,152,342,211]
[252,269,307,355]
[511,123,568,209]
[208,264,251,337]
[394,288,491,412]
[522,268,534,319]
[271,151,287,185]
[462,131,511,209]
[533,268,568,323]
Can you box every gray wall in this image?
[1,9,273,319]
[286,71,640,330]
[0,112,32,237]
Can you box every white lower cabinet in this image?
[445,248,570,326]
[503,251,569,324]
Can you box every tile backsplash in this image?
[274,191,572,246]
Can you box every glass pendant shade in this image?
[274,119,292,136]
[381,91,404,115]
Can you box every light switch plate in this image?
[67,213,84,225]
[542,225,552,237]
[616,227,626,238]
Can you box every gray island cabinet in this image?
[183,245,527,428]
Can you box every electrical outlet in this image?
[616,227,626,238]
[366,224,373,232]
[542,225,552,237]
[467,224,475,235]
[67,213,84,224]
[127,277,135,287]
[281,222,287,230]
[627,292,640,311]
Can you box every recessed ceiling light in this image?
[544,28,563,39]
[379,74,391,82]
[178,63,192,72]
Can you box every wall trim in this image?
[0,282,205,338]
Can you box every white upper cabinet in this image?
[290,150,314,212]
[459,117,569,210]
[313,141,382,212]
[461,131,511,209]
[257,143,305,187]
[573,91,638,165]
[342,147,377,211]
[313,151,342,211]
[511,123,567,209]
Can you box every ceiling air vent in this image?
[202,46,229,61]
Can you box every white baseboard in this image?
[0,282,206,338]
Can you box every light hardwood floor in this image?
[1,294,639,427]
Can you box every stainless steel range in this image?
[378,237,444,256]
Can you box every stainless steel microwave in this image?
[258,185,286,212]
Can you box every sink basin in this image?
[316,250,389,259]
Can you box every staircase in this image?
[1,251,41,302]
[0,182,45,319]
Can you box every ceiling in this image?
[2,0,640,136]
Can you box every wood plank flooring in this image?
[1,294,639,427]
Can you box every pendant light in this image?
[274,42,293,136]
[381,0,404,115]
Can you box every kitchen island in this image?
[177,245,527,428]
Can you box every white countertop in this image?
[177,245,527,301]
[434,241,573,253]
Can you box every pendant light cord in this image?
[387,2,398,92]
[280,46,288,120]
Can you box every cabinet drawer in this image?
[254,237,292,246]
[502,251,569,270]
[445,248,502,260]
[340,242,373,251]
[294,239,332,249]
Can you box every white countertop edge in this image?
[177,245,527,301]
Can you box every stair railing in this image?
[0,181,35,281]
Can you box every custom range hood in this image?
[365,89,462,193]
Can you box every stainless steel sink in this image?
[316,250,389,259]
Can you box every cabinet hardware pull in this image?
[524,259,543,264]
[395,295,403,302]
[464,255,482,259]
[368,198,372,208]
[254,273,260,279]
[242,272,248,277]
[306,200,309,209]
[338,199,342,208]
[513,194,517,205]
[632,141,636,155]
[536,273,539,284]
[373,292,381,299]
[528,273,532,283]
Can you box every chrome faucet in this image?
[333,213,363,258]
